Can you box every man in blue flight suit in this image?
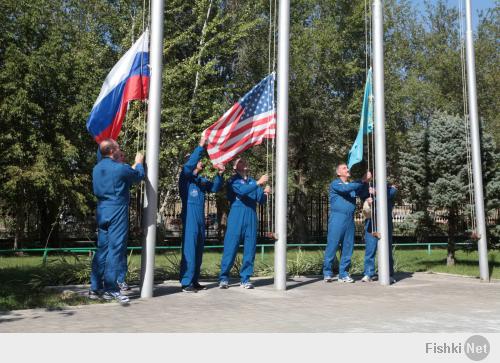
[323,163,371,283]
[361,183,398,283]
[95,147,132,292]
[179,135,225,292]
[219,158,270,289]
[114,149,135,291]
[89,139,145,303]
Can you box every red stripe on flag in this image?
[95,75,149,143]
[207,125,273,161]
[206,104,243,145]
[207,113,275,153]
[210,130,272,165]
[214,114,276,149]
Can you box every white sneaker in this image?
[324,276,334,283]
[103,291,130,303]
[219,281,229,289]
[338,275,355,283]
[361,275,373,282]
[240,282,254,289]
[117,281,130,291]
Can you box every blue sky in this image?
[409,0,497,29]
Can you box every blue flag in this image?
[347,68,374,169]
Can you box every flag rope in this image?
[458,0,477,238]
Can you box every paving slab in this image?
[0,272,499,332]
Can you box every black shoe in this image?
[182,285,198,293]
[192,282,207,290]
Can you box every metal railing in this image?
[0,242,475,265]
[2,193,498,242]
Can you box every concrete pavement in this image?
[1,272,499,332]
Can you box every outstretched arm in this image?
[182,146,204,177]
[96,146,102,163]
[230,180,259,196]
[230,174,268,198]
[201,174,224,193]
[210,174,224,193]
[121,163,145,184]
[257,185,271,205]
[330,180,365,196]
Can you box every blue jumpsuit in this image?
[90,157,144,293]
[219,174,267,284]
[323,178,368,279]
[179,146,223,287]
[95,147,130,284]
[363,186,397,277]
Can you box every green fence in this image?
[0,242,474,264]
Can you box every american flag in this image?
[203,73,276,165]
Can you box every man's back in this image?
[93,158,144,206]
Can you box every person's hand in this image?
[257,174,269,185]
[362,171,372,183]
[369,186,375,195]
[199,134,207,147]
[264,185,271,194]
[215,163,225,174]
[135,152,144,165]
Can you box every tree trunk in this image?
[39,200,61,248]
[216,193,228,244]
[13,202,25,250]
[446,210,457,266]
[446,244,455,266]
[290,173,308,243]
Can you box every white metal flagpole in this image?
[274,0,290,291]
[372,0,390,286]
[140,0,165,298]
[464,0,489,281]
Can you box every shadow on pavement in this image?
[286,276,323,290]
[0,310,25,324]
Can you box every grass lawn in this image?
[1,247,498,311]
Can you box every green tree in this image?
[399,112,499,266]
[0,0,142,247]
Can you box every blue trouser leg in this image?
[90,208,107,291]
[193,222,205,284]
[219,208,243,282]
[117,237,128,284]
[363,219,378,277]
[179,215,188,284]
[339,217,355,278]
[180,207,204,287]
[240,209,257,283]
[103,205,129,293]
[323,213,346,278]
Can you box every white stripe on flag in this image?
[93,30,149,108]
[207,110,275,151]
[207,115,275,155]
[209,131,271,165]
[207,105,244,145]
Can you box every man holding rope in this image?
[179,134,225,293]
[89,139,144,303]
[323,163,371,283]
[219,158,270,289]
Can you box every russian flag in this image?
[86,30,150,143]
